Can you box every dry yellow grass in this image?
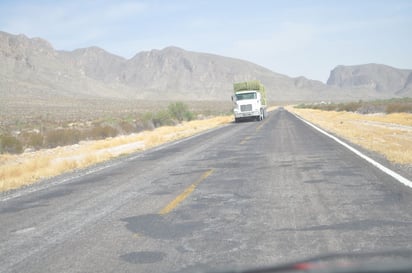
[287,107,412,165]
[0,116,233,192]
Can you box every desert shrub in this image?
[141,110,174,128]
[296,101,366,113]
[299,98,412,114]
[339,101,362,112]
[324,104,340,111]
[295,104,308,109]
[141,113,156,130]
[356,104,386,114]
[153,110,174,127]
[45,128,82,148]
[88,125,118,140]
[386,103,412,113]
[119,121,136,134]
[183,110,195,121]
[0,134,23,154]
[308,101,363,112]
[132,102,195,131]
[168,102,194,122]
[20,131,44,149]
[134,118,150,132]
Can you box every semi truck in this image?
[232,80,267,122]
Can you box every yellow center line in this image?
[240,136,251,145]
[256,117,269,132]
[241,117,270,144]
[159,169,214,215]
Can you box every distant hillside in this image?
[0,31,410,105]
[0,31,139,102]
[327,64,412,97]
[62,45,335,101]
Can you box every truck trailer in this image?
[232,80,267,122]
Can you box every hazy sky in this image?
[1,0,411,82]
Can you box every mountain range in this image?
[1,31,411,104]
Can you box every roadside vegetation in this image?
[295,98,412,114]
[0,101,226,155]
[289,99,412,165]
[0,102,233,192]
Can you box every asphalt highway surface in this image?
[1,109,412,273]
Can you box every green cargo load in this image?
[233,80,266,105]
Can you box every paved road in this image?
[1,109,412,273]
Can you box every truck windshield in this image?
[236,92,257,100]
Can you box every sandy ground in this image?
[0,116,233,192]
[287,106,412,166]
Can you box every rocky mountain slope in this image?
[327,64,412,97]
[1,31,410,104]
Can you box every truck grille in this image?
[240,104,252,112]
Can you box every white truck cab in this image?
[232,81,267,122]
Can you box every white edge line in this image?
[291,112,412,189]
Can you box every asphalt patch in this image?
[121,214,204,239]
[120,251,166,264]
